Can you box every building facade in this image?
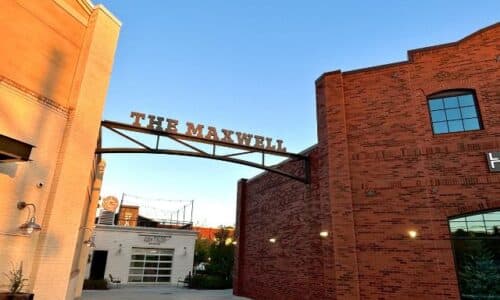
[0,1,120,299]
[88,225,196,285]
[234,23,500,299]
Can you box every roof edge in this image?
[316,22,500,81]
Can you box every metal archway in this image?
[96,120,310,183]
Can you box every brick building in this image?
[0,1,120,299]
[234,23,500,299]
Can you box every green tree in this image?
[459,243,500,298]
[206,226,235,280]
[194,238,212,266]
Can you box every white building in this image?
[86,205,196,285]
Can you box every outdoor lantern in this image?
[408,230,418,239]
[82,228,96,248]
[17,201,42,235]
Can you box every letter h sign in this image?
[486,152,500,172]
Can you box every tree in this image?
[206,226,235,280]
[194,238,212,266]
[458,242,500,298]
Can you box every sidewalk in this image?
[81,285,251,300]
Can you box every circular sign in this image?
[102,196,119,212]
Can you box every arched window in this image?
[428,90,482,134]
[449,210,500,298]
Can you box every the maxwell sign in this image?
[130,111,287,152]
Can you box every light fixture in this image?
[408,230,417,239]
[82,227,96,248]
[269,238,276,243]
[17,201,42,235]
[232,241,238,245]
[319,231,329,238]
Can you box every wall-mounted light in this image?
[17,201,41,235]
[232,241,238,245]
[408,230,418,239]
[82,227,96,248]
[319,231,329,238]
[269,238,276,243]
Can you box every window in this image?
[449,210,500,299]
[428,91,482,134]
[128,248,173,283]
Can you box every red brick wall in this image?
[235,23,500,300]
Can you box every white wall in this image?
[88,225,197,284]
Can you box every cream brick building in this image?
[0,1,120,299]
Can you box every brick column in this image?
[233,178,247,296]
[316,71,360,299]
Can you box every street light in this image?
[17,201,41,235]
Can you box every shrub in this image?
[189,274,232,289]
[83,279,108,290]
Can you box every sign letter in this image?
[265,137,276,151]
[276,139,287,152]
[185,122,204,138]
[166,118,179,133]
[221,129,234,143]
[147,115,164,130]
[254,135,265,149]
[205,126,220,141]
[130,111,145,127]
[236,132,253,146]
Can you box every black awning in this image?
[0,134,34,162]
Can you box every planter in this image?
[0,293,34,300]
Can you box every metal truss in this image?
[96,120,310,184]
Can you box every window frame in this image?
[427,89,483,135]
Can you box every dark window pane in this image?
[143,276,156,282]
[130,262,144,268]
[433,122,448,134]
[463,118,480,131]
[128,276,142,282]
[460,106,477,118]
[129,269,142,274]
[157,277,171,282]
[447,120,464,132]
[158,269,171,275]
[159,256,172,262]
[131,255,144,260]
[429,99,443,110]
[431,110,446,122]
[444,97,459,108]
[458,94,474,106]
[145,262,157,268]
[143,269,158,275]
[146,255,159,261]
[159,262,172,268]
[445,108,461,120]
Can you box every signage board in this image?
[486,152,500,172]
[139,234,171,245]
[102,196,119,212]
[130,111,287,152]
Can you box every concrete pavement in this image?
[81,285,251,300]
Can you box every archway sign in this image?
[95,112,310,183]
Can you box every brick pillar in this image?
[316,71,360,299]
[233,178,247,296]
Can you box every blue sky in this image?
[97,0,499,226]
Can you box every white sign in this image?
[486,152,500,172]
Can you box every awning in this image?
[0,134,34,162]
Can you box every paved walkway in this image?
[81,285,250,300]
